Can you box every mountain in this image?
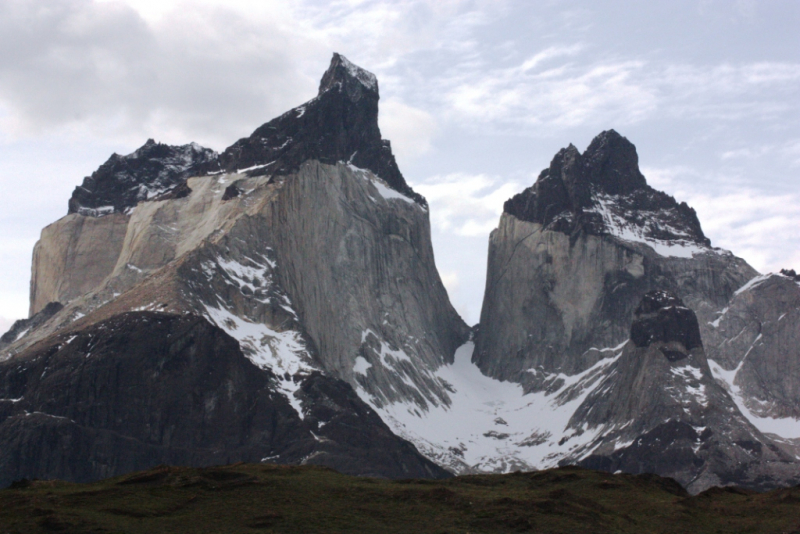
[575,290,799,493]
[1,53,465,482]
[2,56,798,495]
[703,269,800,446]
[475,130,756,390]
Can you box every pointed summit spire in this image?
[319,53,379,98]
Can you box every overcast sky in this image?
[1,0,798,332]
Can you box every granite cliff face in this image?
[0,312,447,486]
[704,271,800,438]
[1,54,466,484]
[573,291,799,493]
[475,131,757,390]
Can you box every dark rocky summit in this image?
[630,290,703,350]
[68,140,218,216]
[0,312,448,486]
[204,53,425,206]
[503,130,708,245]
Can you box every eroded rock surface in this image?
[475,131,756,390]
[705,272,800,423]
[0,312,448,486]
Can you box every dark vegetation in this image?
[2,463,800,533]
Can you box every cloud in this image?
[412,173,524,236]
[379,99,437,164]
[0,0,322,148]
[432,50,800,132]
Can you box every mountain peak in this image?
[503,131,710,254]
[209,53,424,205]
[319,53,379,98]
[67,140,217,216]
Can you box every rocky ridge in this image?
[68,140,218,216]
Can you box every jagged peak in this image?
[68,139,217,216]
[319,53,379,96]
[503,130,710,254]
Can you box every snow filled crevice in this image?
[356,341,625,474]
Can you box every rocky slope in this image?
[0,54,467,483]
[574,291,799,493]
[0,312,447,486]
[703,270,800,442]
[474,130,757,390]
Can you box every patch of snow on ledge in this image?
[204,305,313,419]
[588,194,709,258]
[709,358,800,439]
[346,163,416,205]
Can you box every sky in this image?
[0,0,798,333]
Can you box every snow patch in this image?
[357,341,625,474]
[353,356,372,376]
[346,164,416,205]
[734,274,773,296]
[588,194,709,258]
[204,306,313,419]
[709,358,800,439]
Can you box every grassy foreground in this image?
[1,464,799,533]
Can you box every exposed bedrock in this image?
[0,312,449,486]
[705,272,800,420]
[474,131,756,390]
[571,291,799,494]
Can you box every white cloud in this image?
[379,99,437,164]
[412,173,524,236]
[0,317,13,336]
[434,53,800,132]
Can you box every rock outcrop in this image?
[0,312,448,486]
[1,54,467,484]
[574,291,799,493]
[475,131,757,390]
[704,271,800,427]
